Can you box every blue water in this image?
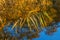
[33,22,60,40]
[3,22,60,40]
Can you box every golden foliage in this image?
[0,0,57,31]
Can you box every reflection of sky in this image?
[3,24,20,37]
[33,22,60,40]
[3,22,60,40]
